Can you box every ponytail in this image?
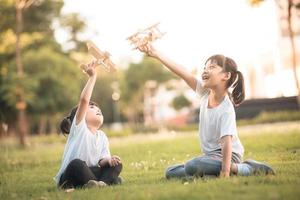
[60,106,78,135]
[231,71,245,106]
[60,117,72,135]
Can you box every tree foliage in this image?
[59,13,87,52]
[122,56,175,102]
[172,94,191,111]
[22,47,82,115]
[0,0,88,134]
[120,56,176,122]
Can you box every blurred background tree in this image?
[0,0,87,145]
[92,73,118,124]
[0,0,66,145]
[120,56,176,123]
[23,47,81,135]
[172,94,191,111]
[59,12,87,52]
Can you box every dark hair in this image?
[205,54,245,106]
[60,101,99,135]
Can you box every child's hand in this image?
[108,155,122,167]
[137,43,158,58]
[80,60,97,77]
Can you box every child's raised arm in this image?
[75,60,98,125]
[138,43,197,91]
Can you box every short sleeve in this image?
[219,111,237,138]
[195,79,209,98]
[68,113,87,139]
[99,135,111,160]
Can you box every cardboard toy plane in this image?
[127,23,165,49]
[80,41,117,73]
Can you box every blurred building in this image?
[245,0,300,98]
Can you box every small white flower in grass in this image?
[65,188,75,193]
[183,182,189,185]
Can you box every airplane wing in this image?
[103,59,117,72]
[87,41,105,60]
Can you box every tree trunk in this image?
[38,115,47,135]
[287,0,300,106]
[0,122,5,139]
[49,116,58,134]
[17,108,28,146]
[16,2,28,146]
[7,122,17,136]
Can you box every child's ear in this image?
[223,72,231,81]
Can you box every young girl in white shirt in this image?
[54,61,122,189]
[138,44,275,178]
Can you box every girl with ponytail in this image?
[138,44,274,179]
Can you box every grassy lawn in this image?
[0,123,300,200]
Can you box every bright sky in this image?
[55,0,279,72]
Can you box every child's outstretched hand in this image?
[80,60,97,77]
[137,43,158,58]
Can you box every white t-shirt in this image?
[54,115,111,184]
[195,79,244,157]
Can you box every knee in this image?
[68,159,86,170]
[165,164,185,179]
[116,163,123,173]
[165,166,173,179]
[110,163,123,173]
[185,160,202,177]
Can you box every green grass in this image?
[0,125,300,200]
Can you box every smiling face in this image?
[85,104,104,128]
[201,59,230,89]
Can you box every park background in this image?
[0,0,300,199]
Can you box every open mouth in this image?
[202,74,210,81]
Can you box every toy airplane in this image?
[80,41,117,73]
[127,23,165,49]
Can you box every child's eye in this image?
[208,65,216,70]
